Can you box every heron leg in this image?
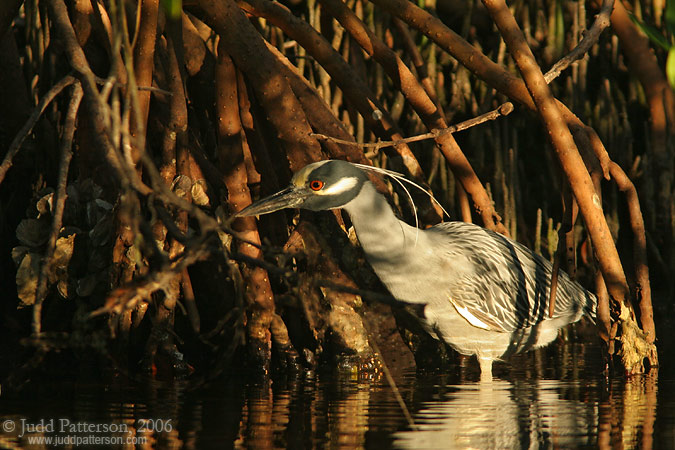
[478,357,493,382]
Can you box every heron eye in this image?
[309,180,324,191]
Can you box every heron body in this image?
[237,160,597,379]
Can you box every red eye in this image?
[309,180,324,191]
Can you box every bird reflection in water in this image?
[393,374,659,450]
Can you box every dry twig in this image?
[90,237,214,316]
[543,0,614,83]
[32,82,83,335]
[312,103,514,154]
[0,75,77,186]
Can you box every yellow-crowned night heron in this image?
[236,160,597,379]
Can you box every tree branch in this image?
[319,0,504,231]
[32,82,83,335]
[481,0,656,373]
[543,0,614,83]
[236,0,426,181]
[0,75,76,186]
[609,161,656,350]
[311,102,513,152]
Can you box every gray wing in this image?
[427,222,596,332]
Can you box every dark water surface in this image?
[0,341,674,449]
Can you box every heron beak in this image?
[235,186,310,217]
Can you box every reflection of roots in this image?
[619,372,659,448]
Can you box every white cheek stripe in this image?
[317,176,359,196]
[454,304,490,330]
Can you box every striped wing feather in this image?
[428,222,595,333]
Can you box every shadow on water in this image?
[0,340,674,449]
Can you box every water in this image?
[394,377,668,449]
[0,342,674,449]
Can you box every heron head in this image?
[236,160,369,217]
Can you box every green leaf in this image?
[629,12,671,50]
[666,47,675,90]
[161,0,182,20]
[666,0,675,37]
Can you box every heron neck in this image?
[342,182,417,259]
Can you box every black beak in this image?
[235,186,310,217]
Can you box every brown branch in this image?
[49,0,238,273]
[198,0,324,173]
[129,0,160,165]
[52,0,226,239]
[391,17,446,183]
[484,0,626,296]
[610,0,675,275]
[93,76,172,95]
[146,16,193,360]
[32,82,83,335]
[391,18,443,113]
[235,68,283,196]
[371,0,531,107]
[577,123,611,179]
[319,0,504,231]
[263,40,371,165]
[215,41,278,369]
[311,102,513,151]
[589,171,614,354]
[549,183,577,317]
[85,0,127,86]
[482,0,656,372]
[611,1,675,136]
[161,20,191,203]
[48,0,138,192]
[0,75,77,186]
[91,237,214,316]
[369,0,607,180]
[0,7,32,145]
[235,0,425,180]
[543,0,614,84]
[609,162,657,350]
[457,184,472,224]
[181,268,200,333]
